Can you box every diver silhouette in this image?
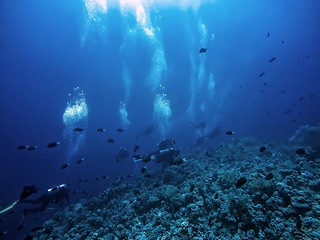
[20,184,70,215]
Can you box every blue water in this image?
[0,0,319,238]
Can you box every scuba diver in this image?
[21,184,70,215]
[0,183,70,216]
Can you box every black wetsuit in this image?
[20,185,70,215]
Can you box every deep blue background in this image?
[0,0,319,238]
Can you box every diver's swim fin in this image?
[0,200,19,215]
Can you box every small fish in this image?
[266,32,270,37]
[306,54,310,58]
[265,172,274,180]
[141,167,146,174]
[17,145,29,150]
[84,179,88,183]
[116,128,124,132]
[47,141,60,148]
[76,158,84,164]
[281,40,284,44]
[97,128,105,132]
[258,72,265,77]
[190,184,196,192]
[171,157,184,165]
[235,177,247,188]
[74,127,84,132]
[259,146,267,153]
[205,150,211,157]
[284,109,292,114]
[142,156,152,163]
[31,226,44,232]
[20,185,39,200]
[199,48,207,53]
[268,57,277,63]
[61,163,69,170]
[133,145,140,152]
[27,146,37,151]
[95,177,101,181]
[101,176,108,179]
[281,90,285,94]
[107,138,115,143]
[17,224,24,231]
[23,235,33,240]
[299,96,304,101]
[309,93,314,98]
[296,147,305,155]
[225,130,234,136]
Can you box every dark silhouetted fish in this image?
[116,128,124,132]
[225,130,234,136]
[23,235,33,240]
[17,145,29,150]
[235,177,247,188]
[284,109,292,114]
[20,185,39,200]
[74,127,84,132]
[299,96,304,101]
[268,57,277,62]
[76,158,84,164]
[141,167,146,174]
[296,147,305,155]
[281,90,285,94]
[142,156,152,163]
[281,40,284,44]
[266,32,270,37]
[265,172,273,180]
[133,145,140,152]
[258,72,265,77]
[16,224,24,231]
[107,138,115,143]
[31,226,44,232]
[199,48,207,53]
[136,124,155,140]
[205,150,211,157]
[310,93,314,98]
[27,146,37,151]
[61,163,69,170]
[97,128,105,132]
[259,146,267,153]
[47,141,60,148]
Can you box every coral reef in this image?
[32,137,320,239]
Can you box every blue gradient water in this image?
[0,0,319,238]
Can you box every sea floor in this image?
[32,137,320,240]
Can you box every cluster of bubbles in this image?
[153,92,172,136]
[119,101,131,127]
[62,87,88,162]
[62,87,88,126]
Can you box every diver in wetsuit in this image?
[20,184,70,215]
